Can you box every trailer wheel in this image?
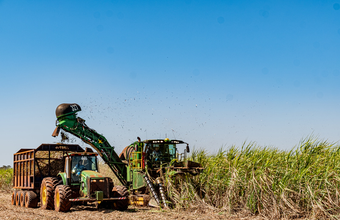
[11,191,17,205]
[112,185,129,211]
[54,185,72,212]
[25,191,38,208]
[15,191,21,206]
[40,177,59,210]
[20,191,26,207]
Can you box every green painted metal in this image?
[55,105,127,186]
[133,170,145,190]
[96,191,103,201]
[126,165,131,182]
[80,173,88,196]
[58,113,78,128]
[58,172,67,185]
[128,141,144,170]
[81,170,104,178]
[79,170,105,197]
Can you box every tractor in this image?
[12,144,129,211]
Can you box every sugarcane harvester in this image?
[52,103,203,208]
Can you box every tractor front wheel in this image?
[54,185,72,212]
[40,177,59,210]
[112,185,129,211]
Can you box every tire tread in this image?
[54,185,72,212]
[112,185,129,211]
[40,177,59,210]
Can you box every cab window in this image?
[71,156,98,183]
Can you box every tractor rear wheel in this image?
[15,191,21,206]
[112,185,129,211]
[20,191,26,207]
[54,185,72,212]
[11,191,17,205]
[40,177,59,210]
[25,191,38,208]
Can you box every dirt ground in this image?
[0,191,263,220]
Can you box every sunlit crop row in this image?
[167,137,340,219]
[0,168,13,192]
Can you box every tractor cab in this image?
[59,149,100,186]
[70,154,98,183]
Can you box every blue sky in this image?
[1,0,340,166]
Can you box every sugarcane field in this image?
[1,1,340,220]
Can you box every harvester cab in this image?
[143,139,189,167]
[147,139,177,165]
[124,138,202,178]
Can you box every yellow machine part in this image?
[129,195,150,206]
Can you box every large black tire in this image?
[15,191,21,206]
[112,185,129,211]
[20,191,26,207]
[25,191,38,208]
[40,177,59,210]
[54,185,72,212]
[11,191,17,206]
